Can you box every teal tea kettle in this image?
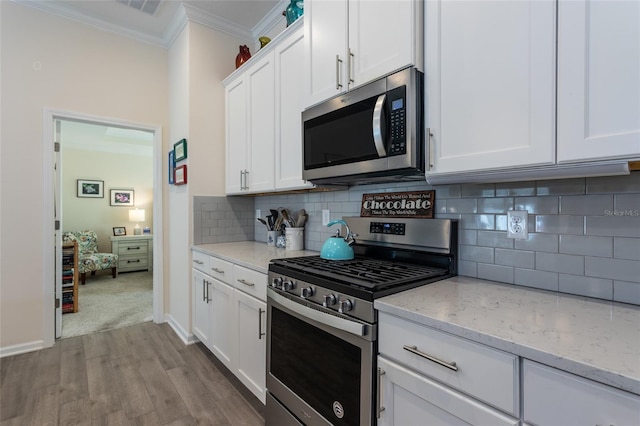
[320,220,356,260]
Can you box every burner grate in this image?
[276,256,447,288]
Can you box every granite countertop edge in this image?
[375,276,640,396]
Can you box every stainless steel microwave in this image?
[302,67,425,186]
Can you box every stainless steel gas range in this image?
[265,216,458,426]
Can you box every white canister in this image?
[285,227,304,250]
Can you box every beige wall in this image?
[62,148,153,251]
[0,2,169,350]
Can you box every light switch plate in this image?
[256,209,261,219]
[322,209,330,226]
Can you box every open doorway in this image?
[43,109,164,346]
[59,120,154,338]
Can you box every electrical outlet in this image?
[322,209,330,226]
[256,209,261,219]
[507,210,529,240]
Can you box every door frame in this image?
[42,108,164,347]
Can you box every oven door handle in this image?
[269,289,366,337]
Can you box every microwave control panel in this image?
[388,86,407,156]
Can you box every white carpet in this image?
[61,270,153,338]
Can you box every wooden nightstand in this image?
[110,234,153,273]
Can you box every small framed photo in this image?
[174,138,187,162]
[168,150,175,185]
[174,164,187,185]
[77,179,104,198]
[113,226,126,236]
[110,189,134,206]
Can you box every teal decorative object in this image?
[285,0,303,26]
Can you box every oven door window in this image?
[270,306,362,426]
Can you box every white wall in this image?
[0,2,168,351]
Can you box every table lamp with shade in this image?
[129,208,145,235]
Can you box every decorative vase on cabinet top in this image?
[235,45,251,69]
[285,0,303,26]
[259,37,271,49]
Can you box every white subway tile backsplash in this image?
[559,235,613,258]
[194,172,639,305]
[585,257,640,283]
[536,252,584,275]
[560,194,613,216]
[559,274,613,300]
[514,268,559,291]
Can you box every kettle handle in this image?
[327,219,347,228]
[326,220,357,245]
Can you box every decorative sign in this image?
[361,190,435,218]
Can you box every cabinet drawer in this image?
[523,360,640,426]
[192,251,210,273]
[119,256,148,270]
[118,240,148,255]
[378,312,519,416]
[232,265,267,302]
[209,257,233,284]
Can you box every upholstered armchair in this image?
[62,230,118,284]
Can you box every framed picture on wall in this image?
[77,179,104,198]
[174,138,187,162]
[174,165,187,185]
[110,189,134,206]
[168,150,175,184]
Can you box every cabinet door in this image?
[557,0,640,162]
[425,0,556,175]
[377,357,519,426]
[192,269,210,348]
[304,0,348,107]
[247,53,276,192]
[275,26,313,191]
[210,278,235,370]
[225,76,248,194]
[234,290,267,404]
[523,360,640,426]
[348,0,421,89]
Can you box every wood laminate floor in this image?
[0,322,265,425]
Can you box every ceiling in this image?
[15,0,287,47]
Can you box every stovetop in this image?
[270,255,448,290]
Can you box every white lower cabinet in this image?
[523,360,640,426]
[191,250,267,404]
[234,290,266,403]
[377,357,519,426]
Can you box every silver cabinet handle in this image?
[206,280,211,302]
[348,48,354,84]
[242,170,250,190]
[237,278,255,287]
[193,259,204,265]
[211,267,225,274]
[336,55,343,90]
[258,308,265,340]
[427,128,434,169]
[403,345,458,371]
[372,94,387,157]
[202,279,206,302]
[377,368,386,418]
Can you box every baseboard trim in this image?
[0,340,45,358]
[164,313,198,345]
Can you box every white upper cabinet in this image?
[425,0,556,175]
[305,0,423,108]
[557,0,640,162]
[275,26,314,191]
[225,77,248,194]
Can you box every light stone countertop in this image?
[375,276,640,396]
[192,241,318,274]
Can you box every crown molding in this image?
[181,2,252,42]
[12,0,167,47]
[251,0,289,40]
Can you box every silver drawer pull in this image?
[403,345,458,372]
[258,308,265,340]
[237,278,255,287]
[126,246,141,250]
[193,260,204,265]
[211,267,225,274]
[377,368,386,418]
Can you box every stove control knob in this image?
[301,287,315,299]
[323,294,337,307]
[338,299,353,313]
[271,277,283,288]
[283,280,296,291]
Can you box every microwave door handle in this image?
[372,94,387,157]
